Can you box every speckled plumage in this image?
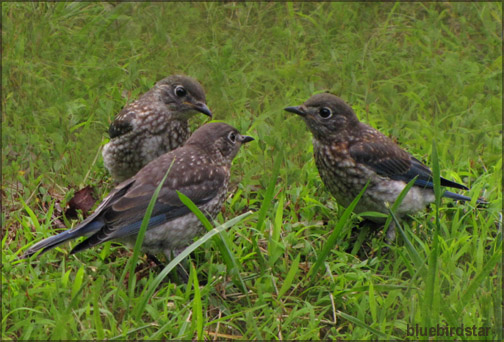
[285,93,481,232]
[21,123,253,259]
[102,75,212,182]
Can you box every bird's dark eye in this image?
[174,85,187,98]
[319,107,332,118]
[228,132,236,143]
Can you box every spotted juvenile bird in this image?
[21,123,253,259]
[102,75,212,182]
[285,93,483,239]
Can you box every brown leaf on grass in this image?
[65,186,97,219]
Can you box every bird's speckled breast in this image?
[313,139,370,208]
[103,120,190,181]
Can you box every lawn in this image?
[2,2,502,340]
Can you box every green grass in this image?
[2,2,502,340]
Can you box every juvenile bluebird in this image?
[21,123,253,259]
[102,75,212,182]
[285,93,483,239]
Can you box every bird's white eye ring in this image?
[319,107,332,119]
[174,85,187,97]
[228,132,236,143]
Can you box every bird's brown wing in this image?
[110,158,227,224]
[349,127,413,177]
[70,152,227,253]
[349,126,467,190]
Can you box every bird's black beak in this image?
[192,102,212,117]
[284,105,306,117]
[239,135,254,144]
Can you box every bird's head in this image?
[155,75,212,119]
[284,93,359,142]
[186,122,254,164]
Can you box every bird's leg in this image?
[162,249,190,284]
[146,253,164,268]
[385,220,396,243]
[176,261,190,284]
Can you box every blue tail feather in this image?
[20,221,104,259]
[443,190,488,205]
[442,190,471,202]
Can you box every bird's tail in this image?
[442,191,488,205]
[20,221,103,259]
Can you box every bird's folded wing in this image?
[70,164,227,252]
[349,139,468,190]
[108,107,136,138]
[348,134,436,186]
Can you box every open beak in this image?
[239,135,255,144]
[192,102,212,117]
[284,105,305,116]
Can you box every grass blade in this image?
[191,262,203,340]
[134,211,252,319]
[337,310,396,339]
[277,253,300,298]
[120,160,174,299]
[253,150,283,267]
[368,281,377,322]
[177,191,250,295]
[268,191,284,266]
[19,197,40,231]
[92,277,105,340]
[307,181,369,280]
[390,210,425,275]
[387,176,427,276]
[457,243,502,314]
[71,265,85,299]
[176,191,213,231]
[255,151,282,233]
[431,139,442,208]
[423,140,441,327]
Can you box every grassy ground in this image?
[2,2,502,340]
